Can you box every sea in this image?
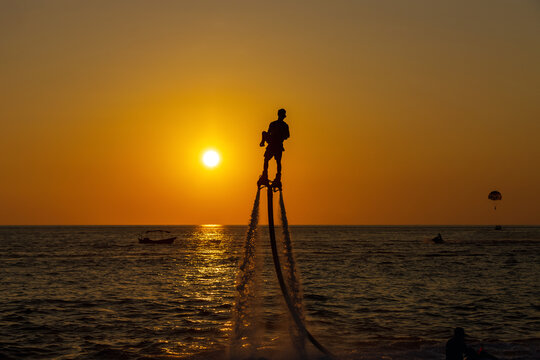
[1,225,539,359]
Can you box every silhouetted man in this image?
[258,108,289,188]
[446,328,498,360]
[446,327,471,360]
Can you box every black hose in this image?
[266,186,335,358]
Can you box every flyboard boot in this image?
[271,173,282,191]
[257,170,270,188]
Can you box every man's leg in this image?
[258,152,272,187]
[263,154,270,176]
[275,151,283,179]
[261,149,273,179]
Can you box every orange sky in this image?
[1,1,539,225]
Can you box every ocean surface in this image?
[1,225,539,359]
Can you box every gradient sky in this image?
[1,0,539,225]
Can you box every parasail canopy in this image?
[488,191,502,201]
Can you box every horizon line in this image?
[0,224,538,227]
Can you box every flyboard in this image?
[258,177,335,358]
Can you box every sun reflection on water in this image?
[167,224,238,357]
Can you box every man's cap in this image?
[454,327,466,338]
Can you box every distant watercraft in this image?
[489,191,503,231]
[432,233,444,244]
[138,230,176,244]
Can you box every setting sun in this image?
[202,150,220,168]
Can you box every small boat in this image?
[138,230,176,244]
[432,233,444,244]
[494,225,503,231]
